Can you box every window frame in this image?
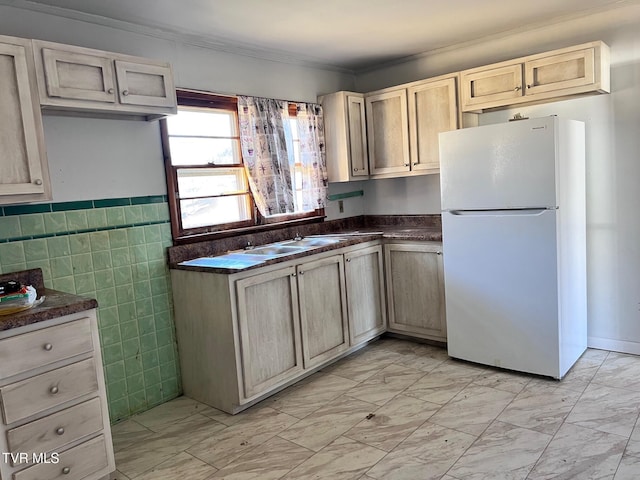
[161,89,325,244]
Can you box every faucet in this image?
[294,232,302,241]
[245,241,254,250]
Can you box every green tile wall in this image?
[0,196,181,423]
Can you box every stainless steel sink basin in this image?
[243,245,307,256]
[281,237,343,248]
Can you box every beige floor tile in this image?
[110,419,155,453]
[199,405,247,427]
[447,421,551,480]
[111,471,131,480]
[429,384,515,436]
[497,382,581,435]
[614,453,640,480]
[131,396,210,432]
[472,369,531,394]
[282,436,386,480]
[566,383,640,437]
[527,423,627,479]
[187,407,299,469]
[558,364,600,393]
[208,436,313,480]
[592,352,640,391]
[345,363,425,406]
[115,413,226,478]
[365,421,476,480]
[345,394,440,452]
[348,344,404,365]
[403,361,484,405]
[266,373,358,419]
[279,395,377,452]
[135,452,217,480]
[321,355,388,383]
[391,343,450,373]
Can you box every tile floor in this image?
[110,338,640,479]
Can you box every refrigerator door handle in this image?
[448,208,553,216]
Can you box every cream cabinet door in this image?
[524,47,595,96]
[344,245,386,346]
[366,89,410,176]
[40,47,116,103]
[236,266,304,399]
[297,255,349,369]
[408,77,458,173]
[115,60,176,108]
[346,94,369,178]
[385,243,447,341]
[0,36,49,201]
[461,63,523,112]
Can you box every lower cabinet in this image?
[384,242,447,342]
[0,310,115,480]
[344,245,387,346]
[171,242,384,414]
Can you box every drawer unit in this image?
[0,317,93,379]
[6,398,103,464]
[12,435,110,480]
[0,358,98,424]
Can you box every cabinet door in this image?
[344,246,386,346]
[461,63,523,111]
[41,47,116,103]
[236,267,304,399]
[408,77,458,173]
[385,243,446,341]
[346,94,369,177]
[0,38,49,200]
[525,47,595,96]
[115,60,176,108]
[366,89,410,176]
[297,255,349,369]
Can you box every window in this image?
[162,90,324,242]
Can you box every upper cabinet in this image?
[365,74,458,179]
[0,35,51,205]
[32,40,177,120]
[461,41,610,112]
[320,91,369,182]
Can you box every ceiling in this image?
[13,0,634,71]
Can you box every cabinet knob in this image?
[49,386,59,395]
[346,258,351,262]
[436,251,442,255]
[412,162,418,166]
[514,86,522,91]
[299,271,304,275]
[43,343,53,351]
[527,84,532,89]
[62,467,71,475]
[122,89,129,96]
[34,179,43,186]
[291,273,296,277]
[107,88,114,94]
[56,427,65,435]
[404,163,409,167]
[353,168,358,172]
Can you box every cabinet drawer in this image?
[6,398,103,462]
[0,359,98,425]
[0,317,93,379]
[13,434,109,480]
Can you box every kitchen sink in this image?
[242,245,307,256]
[281,237,343,248]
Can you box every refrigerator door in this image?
[440,117,557,211]
[442,208,560,378]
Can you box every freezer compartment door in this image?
[440,117,557,210]
[442,208,561,377]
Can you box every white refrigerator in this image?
[439,116,587,379]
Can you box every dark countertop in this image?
[0,283,98,333]
[172,226,443,275]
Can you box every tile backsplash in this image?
[0,196,180,423]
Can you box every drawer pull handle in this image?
[43,343,53,351]
[49,386,59,395]
[62,466,71,474]
[122,90,129,96]
[56,427,65,435]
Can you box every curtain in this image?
[294,103,328,211]
[237,96,295,216]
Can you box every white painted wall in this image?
[0,4,355,202]
[353,4,640,353]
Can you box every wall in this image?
[0,4,356,422]
[354,3,640,353]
